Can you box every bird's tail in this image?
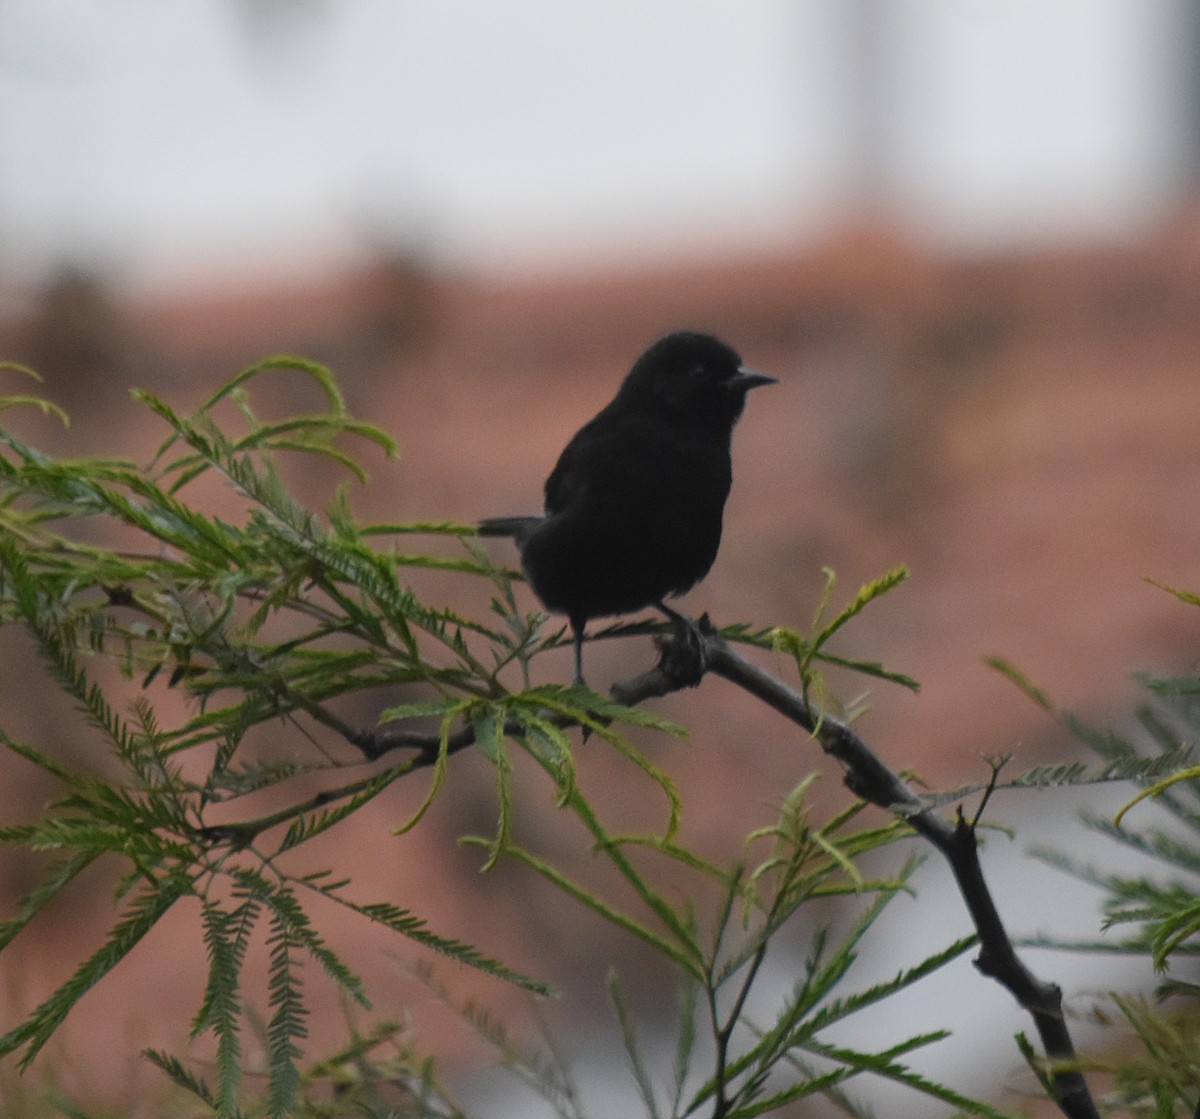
[478,515,542,541]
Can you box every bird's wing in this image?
[544,410,721,517]
[542,414,607,516]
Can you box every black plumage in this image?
[480,330,777,684]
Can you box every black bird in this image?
[480,330,777,686]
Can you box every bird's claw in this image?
[655,610,712,688]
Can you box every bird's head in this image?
[619,331,778,428]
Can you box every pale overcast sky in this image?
[0,0,1191,288]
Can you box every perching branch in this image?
[339,615,1100,1119]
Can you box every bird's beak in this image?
[731,366,779,392]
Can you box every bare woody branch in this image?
[322,616,1101,1119]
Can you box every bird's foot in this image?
[655,604,712,688]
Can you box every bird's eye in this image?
[687,364,708,385]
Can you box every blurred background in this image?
[2,2,1200,1115]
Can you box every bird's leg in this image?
[655,602,709,687]
[569,615,597,741]
[570,616,587,687]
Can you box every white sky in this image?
[0,0,1191,288]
